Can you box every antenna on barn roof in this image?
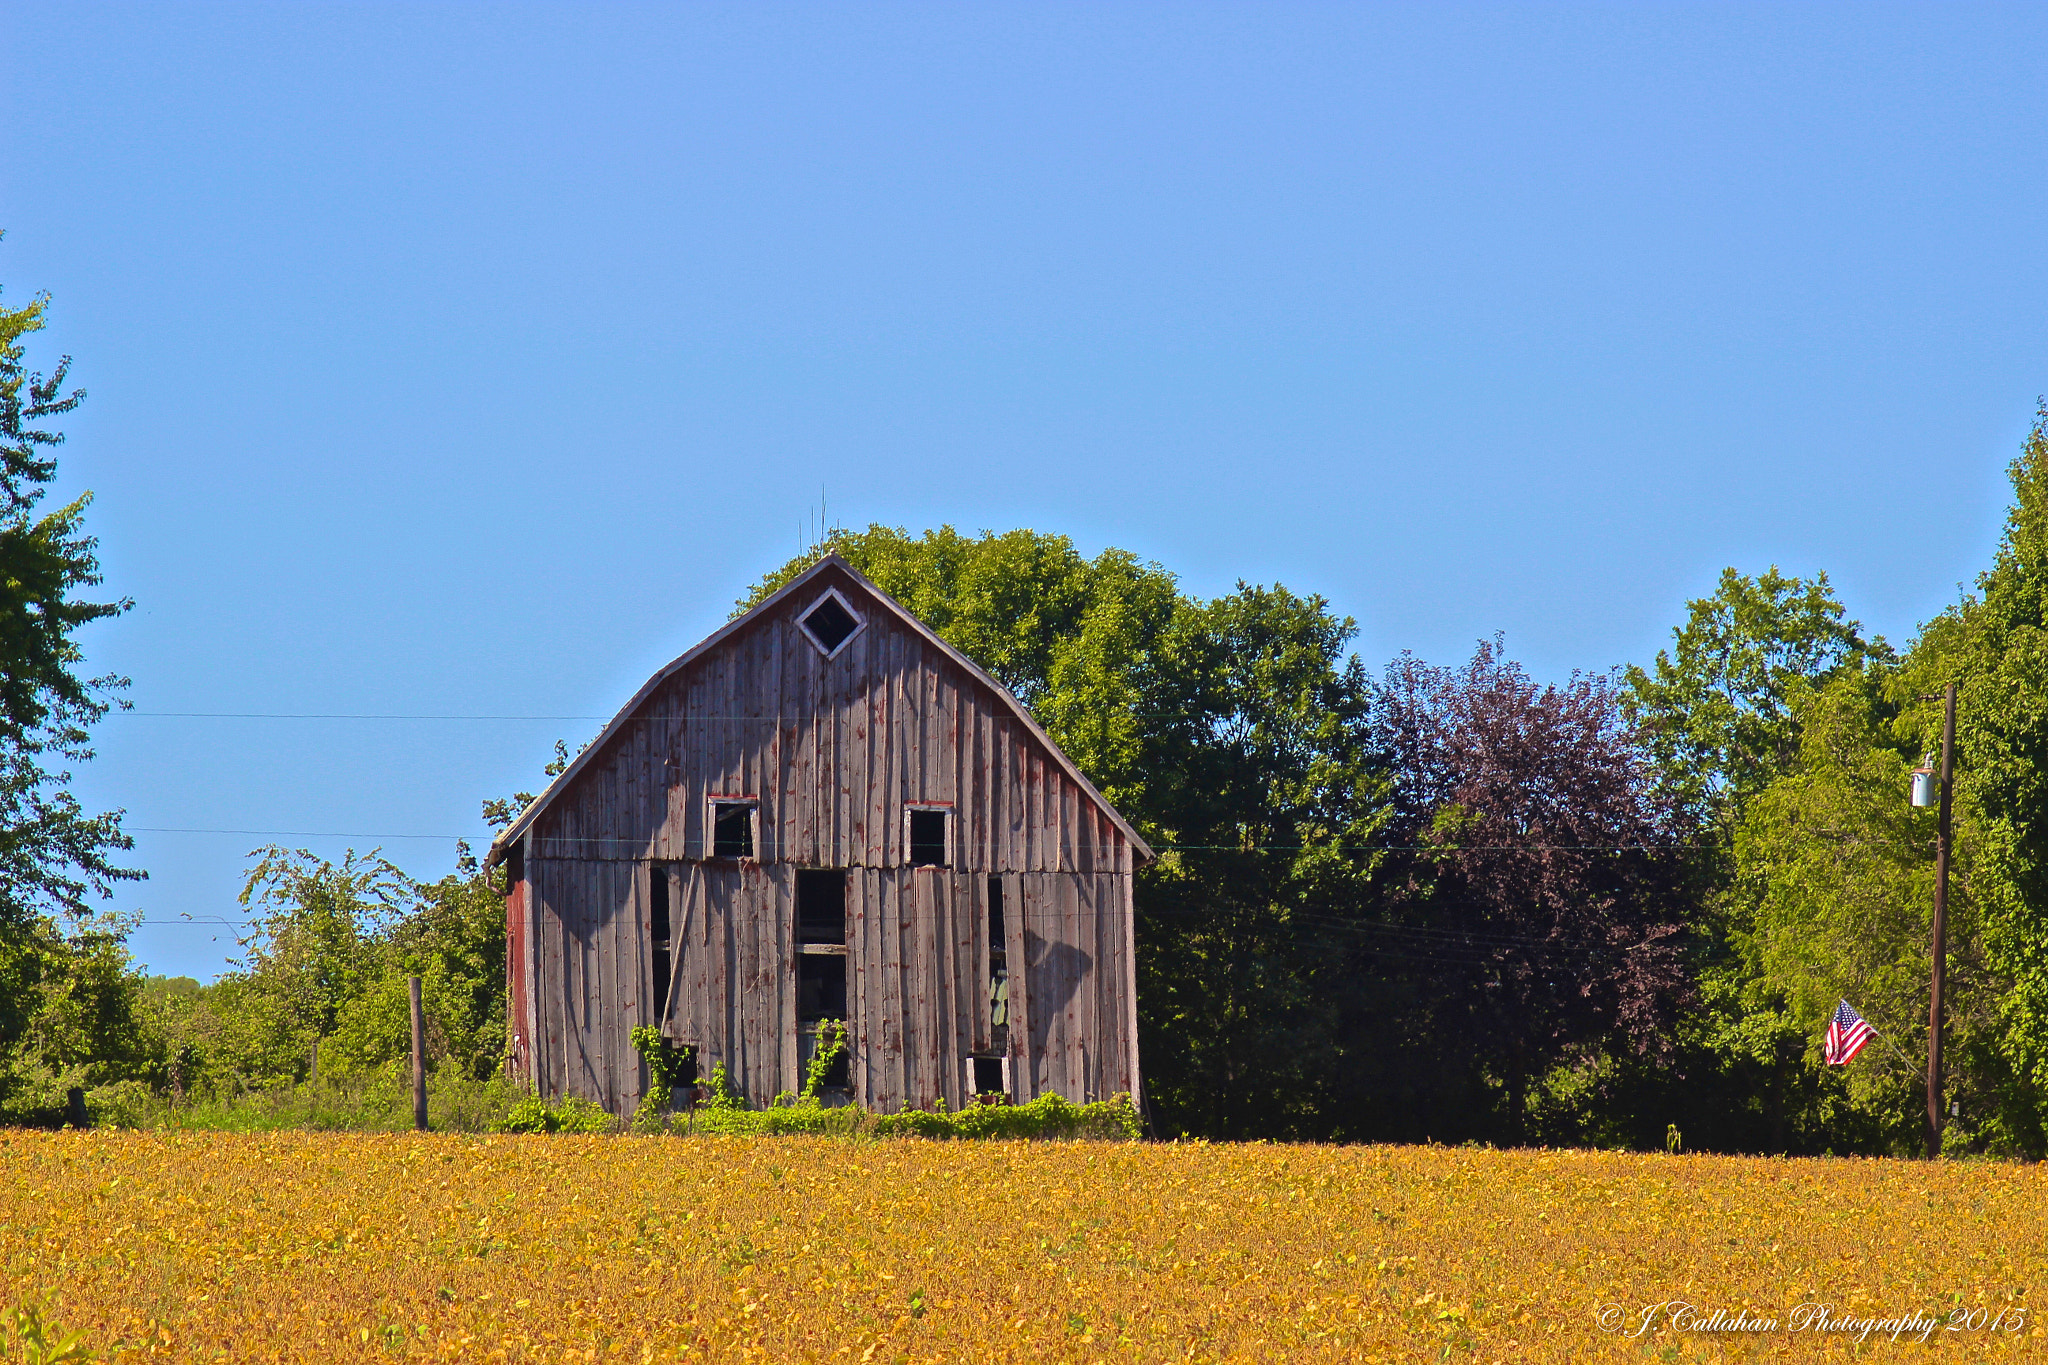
[797,485,839,565]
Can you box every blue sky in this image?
[2,3,2043,980]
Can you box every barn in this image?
[484,554,1151,1118]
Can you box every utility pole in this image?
[1922,682,1956,1159]
[410,975,428,1133]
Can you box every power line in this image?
[115,711,610,722]
[124,825,1710,852]
[130,826,468,840]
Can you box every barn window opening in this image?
[987,877,1006,964]
[970,1054,1008,1101]
[907,807,950,867]
[799,591,862,657]
[797,954,848,1021]
[797,869,847,945]
[711,800,756,859]
[650,866,672,1020]
[796,868,850,1091]
[800,1019,852,1097]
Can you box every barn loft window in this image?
[906,806,951,867]
[710,799,757,859]
[798,589,863,658]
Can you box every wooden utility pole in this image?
[1925,682,1956,1159]
[410,975,428,1132]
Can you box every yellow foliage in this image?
[1,1131,2042,1361]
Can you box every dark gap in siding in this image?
[650,865,671,1021]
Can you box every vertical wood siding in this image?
[522,566,1138,1115]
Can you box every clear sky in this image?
[2,4,2043,981]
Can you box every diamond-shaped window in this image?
[800,592,861,656]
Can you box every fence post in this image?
[410,975,428,1132]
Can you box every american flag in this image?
[1824,999,1875,1066]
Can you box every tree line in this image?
[5,261,2048,1152]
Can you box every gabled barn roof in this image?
[485,554,1153,867]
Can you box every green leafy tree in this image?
[1608,566,1900,1155]
[1912,401,2048,1138]
[1720,663,1952,1153]
[1134,584,1385,1139]
[0,254,146,1122]
[0,912,166,1123]
[1625,567,1881,823]
[183,844,512,1089]
[1677,405,2048,1157]
[323,852,508,1079]
[0,261,138,932]
[184,848,412,1086]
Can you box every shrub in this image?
[494,1092,614,1135]
[666,1090,1141,1141]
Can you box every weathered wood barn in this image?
[485,555,1150,1118]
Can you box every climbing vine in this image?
[802,1019,849,1101]
[628,1025,695,1132]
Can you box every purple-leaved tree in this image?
[1376,639,1695,1142]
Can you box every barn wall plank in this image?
[594,862,618,1111]
[1075,873,1094,1099]
[849,615,872,867]
[772,609,795,865]
[531,857,551,1095]
[774,862,797,1101]
[905,870,930,1109]
[888,625,909,863]
[687,657,707,832]
[867,870,892,1109]
[790,603,810,865]
[1115,871,1139,1100]
[886,869,911,1110]
[851,867,875,1106]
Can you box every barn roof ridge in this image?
[485,553,1153,866]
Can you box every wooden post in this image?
[1925,682,1956,1159]
[410,975,428,1132]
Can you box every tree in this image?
[0,260,138,931]
[1613,567,1896,1156]
[1681,404,2048,1157]
[1375,640,1695,1143]
[1915,400,2048,1139]
[1624,567,1879,825]
[1134,584,1384,1140]
[1722,663,1967,1154]
[0,253,143,1122]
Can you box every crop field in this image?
[2,1131,2043,1362]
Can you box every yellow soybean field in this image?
[2,1132,2043,1362]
